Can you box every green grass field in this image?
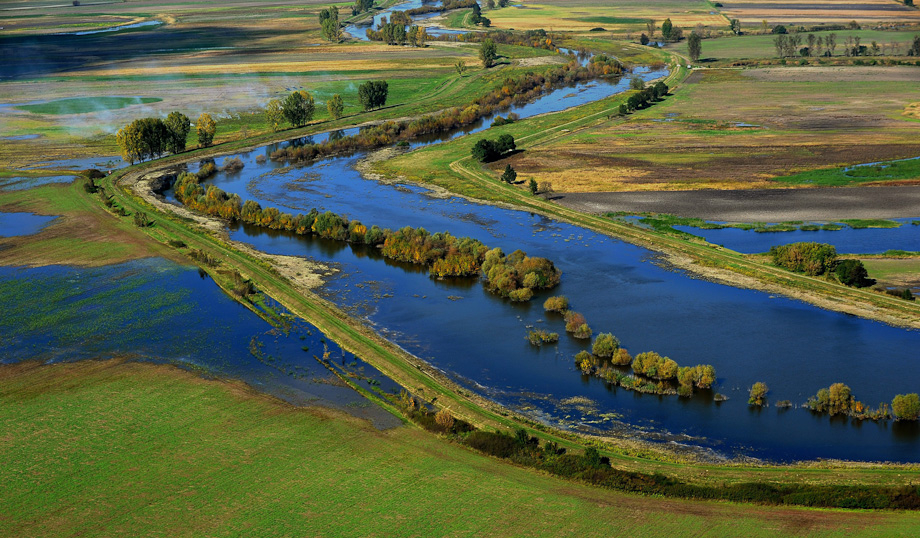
[3,360,919,537]
[671,29,920,61]
[16,96,163,115]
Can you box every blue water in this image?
[160,70,920,462]
[674,219,920,254]
[0,212,57,237]
[0,259,401,428]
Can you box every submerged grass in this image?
[775,157,920,186]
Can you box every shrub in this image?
[435,408,455,430]
[527,329,559,346]
[770,242,837,275]
[748,382,769,406]
[564,311,586,332]
[892,393,920,421]
[464,430,519,458]
[509,287,534,302]
[632,351,678,381]
[610,347,632,366]
[543,295,568,312]
[572,323,592,339]
[575,350,597,374]
[592,333,620,358]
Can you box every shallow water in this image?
[162,64,920,462]
[673,219,920,254]
[0,212,57,237]
[0,259,402,429]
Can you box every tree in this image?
[639,33,649,45]
[115,121,144,164]
[358,80,388,110]
[827,32,837,55]
[479,38,497,68]
[646,19,655,39]
[455,59,467,76]
[498,0,509,6]
[629,77,645,90]
[282,90,315,127]
[748,382,768,406]
[770,242,837,275]
[892,393,920,420]
[352,0,373,16]
[319,6,341,42]
[197,112,216,147]
[835,259,875,287]
[264,99,283,131]
[528,178,538,195]
[501,164,516,184]
[471,139,497,162]
[910,34,920,56]
[327,94,344,120]
[661,18,673,41]
[772,24,787,34]
[164,111,190,154]
[730,18,740,34]
[687,31,702,61]
[494,133,515,154]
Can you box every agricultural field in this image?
[671,28,920,61]
[3,359,919,538]
[719,0,920,26]
[500,67,920,192]
[484,0,727,33]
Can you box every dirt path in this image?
[554,185,920,221]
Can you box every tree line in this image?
[172,172,560,301]
[116,112,215,164]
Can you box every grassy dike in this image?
[70,46,916,493]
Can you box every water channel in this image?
[158,52,920,462]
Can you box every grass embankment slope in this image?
[3,359,919,537]
[490,67,920,191]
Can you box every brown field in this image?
[485,0,727,32]
[504,67,920,192]
[719,0,920,25]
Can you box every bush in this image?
[543,295,568,312]
[592,333,620,358]
[464,430,519,458]
[610,347,632,366]
[509,287,534,302]
[892,393,920,421]
[632,351,678,381]
[749,382,768,406]
[770,242,837,275]
[435,408,455,430]
[572,323,592,339]
[575,350,597,374]
[527,329,559,346]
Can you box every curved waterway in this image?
[160,60,920,463]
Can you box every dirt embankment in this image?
[128,170,334,291]
[554,185,920,222]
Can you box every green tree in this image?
[282,90,315,127]
[770,242,837,276]
[501,164,517,184]
[893,393,920,420]
[352,0,373,15]
[164,111,190,154]
[835,259,875,288]
[479,38,497,68]
[358,80,389,111]
[266,99,284,131]
[494,133,515,154]
[528,178,538,195]
[748,382,768,406]
[319,6,341,42]
[661,18,673,41]
[646,19,655,39]
[197,112,216,147]
[455,59,467,76]
[327,94,344,120]
[471,139,497,162]
[687,31,702,62]
[629,77,645,90]
[730,18,740,34]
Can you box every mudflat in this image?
[554,185,920,221]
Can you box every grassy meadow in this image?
[3,360,920,537]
